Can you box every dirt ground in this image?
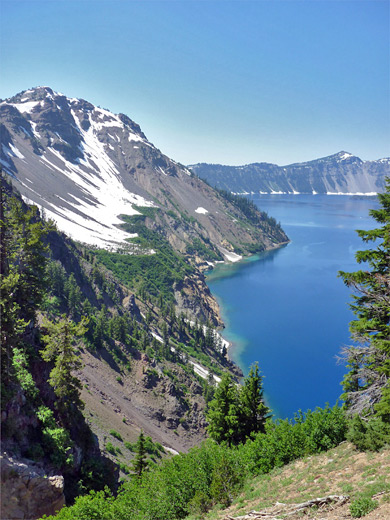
[216,443,390,520]
[78,346,208,463]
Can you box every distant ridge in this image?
[189,151,390,194]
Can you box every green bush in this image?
[347,415,390,452]
[36,406,73,467]
[39,404,348,520]
[350,496,377,518]
[105,442,116,455]
[242,404,347,475]
[12,348,38,398]
[109,430,123,441]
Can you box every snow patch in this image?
[219,246,242,263]
[326,191,377,196]
[195,207,208,214]
[151,332,164,344]
[31,110,157,249]
[7,101,42,114]
[30,122,40,139]
[337,152,353,161]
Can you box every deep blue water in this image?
[207,194,380,419]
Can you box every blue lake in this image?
[207,194,380,419]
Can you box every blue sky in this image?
[0,0,389,165]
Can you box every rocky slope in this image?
[190,152,390,195]
[0,86,287,255]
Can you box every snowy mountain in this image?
[190,152,390,195]
[0,87,287,256]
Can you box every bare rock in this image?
[0,453,65,520]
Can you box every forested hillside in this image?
[2,176,388,519]
[0,173,244,517]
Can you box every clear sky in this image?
[0,0,389,165]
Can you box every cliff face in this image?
[1,453,65,520]
[190,152,390,194]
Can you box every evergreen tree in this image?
[240,363,270,439]
[132,431,148,478]
[206,372,240,446]
[40,315,87,413]
[1,187,48,380]
[339,178,390,421]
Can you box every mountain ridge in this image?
[190,151,390,195]
[0,86,287,257]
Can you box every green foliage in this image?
[350,496,378,518]
[186,238,223,262]
[207,365,269,445]
[36,406,73,467]
[109,429,123,441]
[131,431,149,477]
[339,178,390,420]
[240,363,270,439]
[41,489,114,520]
[243,404,347,475]
[40,404,348,520]
[11,347,38,398]
[215,188,284,240]
[40,315,87,411]
[105,442,116,455]
[0,189,49,382]
[206,372,240,446]
[93,239,192,303]
[347,415,390,451]
[209,452,242,507]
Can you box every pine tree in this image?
[206,372,240,446]
[40,315,87,413]
[240,363,270,439]
[132,431,148,478]
[1,186,49,380]
[339,178,390,421]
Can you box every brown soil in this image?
[212,443,390,520]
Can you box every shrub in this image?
[109,430,123,441]
[105,442,116,455]
[12,348,38,398]
[36,406,73,467]
[350,496,377,518]
[347,415,390,452]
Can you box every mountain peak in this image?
[333,151,355,161]
[1,87,287,256]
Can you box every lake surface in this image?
[207,194,380,419]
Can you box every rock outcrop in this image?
[1,453,65,520]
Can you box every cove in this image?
[207,194,380,419]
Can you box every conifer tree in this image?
[339,178,390,421]
[1,185,49,380]
[132,431,148,478]
[206,372,240,446]
[240,363,270,439]
[40,315,87,413]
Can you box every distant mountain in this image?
[0,86,286,257]
[190,152,390,195]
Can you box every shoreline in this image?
[205,239,289,363]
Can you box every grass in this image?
[192,442,390,520]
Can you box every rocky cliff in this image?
[190,152,390,194]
